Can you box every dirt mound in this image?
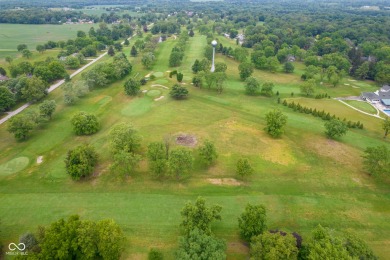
[208,178,241,186]
[175,134,197,147]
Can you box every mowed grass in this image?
[344,100,378,115]
[0,33,390,259]
[0,23,97,58]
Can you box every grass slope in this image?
[0,33,389,259]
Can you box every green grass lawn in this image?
[0,33,390,259]
[0,23,97,59]
[344,100,378,115]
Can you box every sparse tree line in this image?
[169,31,190,67]
[281,99,364,130]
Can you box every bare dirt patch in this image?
[208,178,241,186]
[175,134,198,147]
[154,96,164,101]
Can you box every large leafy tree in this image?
[245,77,260,95]
[238,62,254,80]
[304,225,351,260]
[176,228,226,260]
[65,144,98,180]
[343,232,378,260]
[260,82,274,97]
[264,109,288,138]
[109,123,142,154]
[250,231,299,260]
[170,84,189,100]
[71,111,99,135]
[110,151,141,177]
[0,86,15,112]
[147,142,168,177]
[124,78,141,96]
[180,197,222,236]
[238,203,267,241]
[7,114,36,140]
[236,158,254,179]
[324,119,348,139]
[198,140,218,166]
[21,76,47,102]
[39,100,56,120]
[169,147,193,179]
[362,145,390,177]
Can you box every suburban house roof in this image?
[0,75,9,81]
[382,99,390,106]
[362,85,390,101]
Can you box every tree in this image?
[19,232,39,253]
[245,77,260,95]
[22,49,32,59]
[198,140,218,166]
[71,111,99,135]
[7,114,36,140]
[362,145,390,177]
[192,75,203,88]
[324,119,348,139]
[21,76,47,102]
[382,118,390,138]
[169,147,193,179]
[149,248,164,260]
[236,158,254,179]
[39,100,56,120]
[264,110,288,138]
[215,62,227,73]
[180,197,222,235]
[17,44,28,52]
[147,142,168,177]
[305,225,351,260]
[108,123,140,155]
[177,72,184,82]
[214,72,227,94]
[124,78,141,96]
[170,84,189,100]
[284,62,295,73]
[250,231,299,260]
[192,59,201,73]
[36,45,45,53]
[260,82,274,97]
[65,56,80,69]
[5,56,13,64]
[65,144,98,180]
[130,46,138,57]
[189,29,195,37]
[110,151,141,177]
[108,46,115,56]
[169,51,183,67]
[0,86,15,112]
[114,43,123,51]
[176,228,226,260]
[300,79,316,96]
[343,232,378,260]
[36,215,125,259]
[124,39,130,46]
[238,62,254,80]
[142,52,155,69]
[266,56,280,73]
[238,203,267,241]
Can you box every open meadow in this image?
[0,32,389,259]
[0,23,97,58]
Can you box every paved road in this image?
[0,36,131,125]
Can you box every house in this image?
[287,55,296,62]
[361,85,390,106]
[0,75,9,82]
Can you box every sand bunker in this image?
[208,178,241,186]
[154,96,164,101]
[37,156,43,164]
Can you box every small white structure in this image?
[210,40,217,73]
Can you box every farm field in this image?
[0,31,390,260]
[0,23,97,58]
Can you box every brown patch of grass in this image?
[207,178,241,186]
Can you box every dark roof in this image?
[0,75,9,81]
[362,92,379,100]
[382,85,390,91]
